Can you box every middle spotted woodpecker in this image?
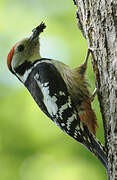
[7,23,108,172]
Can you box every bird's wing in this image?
[25,60,81,134]
[24,60,108,171]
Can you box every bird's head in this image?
[7,22,46,76]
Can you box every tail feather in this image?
[90,134,108,169]
[82,126,109,178]
[90,135,110,179]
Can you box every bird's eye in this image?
[18,44,25,52]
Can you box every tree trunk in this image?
[73,0,117,179]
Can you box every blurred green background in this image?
[0,0,107,180]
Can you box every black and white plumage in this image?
[19,59,108,170]
[7,23,108,173]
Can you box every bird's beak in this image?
[29,22,46,41]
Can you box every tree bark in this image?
[73,0,117,179]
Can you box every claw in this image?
[90,88,97,101]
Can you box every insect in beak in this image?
[29,22,46,41]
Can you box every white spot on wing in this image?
[74,125,81,138]
[80,122,84,131]
[59,103,68,118]
[61,123,65,127]
[74,125,80,138]
[35,76,58,117]
[75,125,80,131]
[74,133,78,138]
[59,91,65,96]
[68,96,72,108]
[66,113,76,130]
[58,94,72,119]
[44,82,49,87]
[34,73,40,80]
[42,86,58,116]
[83,136,87,141]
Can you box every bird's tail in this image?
[83,128,110,178]
[90,134,107,169]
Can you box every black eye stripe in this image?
[18,44,25,52]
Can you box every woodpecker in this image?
[7,22,108,171]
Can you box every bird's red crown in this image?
[7,43,17,69]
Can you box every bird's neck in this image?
[29,53,41,62]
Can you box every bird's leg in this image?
[90,88,97,101]
[83,46,97,68]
